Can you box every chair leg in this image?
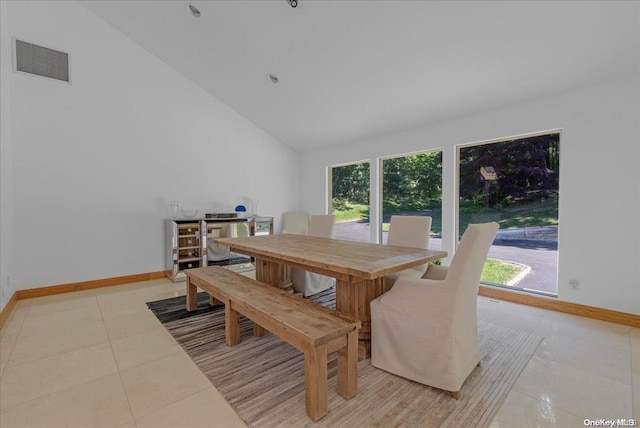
[451,391,460,400]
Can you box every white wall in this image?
[0,0,300,311]
[301,76,640,315]
[1,1,15,310]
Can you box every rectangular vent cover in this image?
[15,39,69,82]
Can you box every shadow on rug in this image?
[147,289,542,427]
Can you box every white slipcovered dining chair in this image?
[291,214,336,297]
[371,222,499,399]
[383,215,432,292]
[282,211,309,235]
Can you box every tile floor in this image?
[0,278,638,427]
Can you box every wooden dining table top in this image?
[213,234,447,281]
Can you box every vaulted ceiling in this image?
[79,1,640,153]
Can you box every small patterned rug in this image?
[147,289,542,427]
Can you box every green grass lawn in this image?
[332,201,370,222]
[334,197,558,236]
[481,259,526,285]
[458,197,558,234]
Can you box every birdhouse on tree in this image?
[480,166,498,206]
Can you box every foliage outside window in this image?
[383,152,442,210]
[331,162,370,222]
[459,134,560,208]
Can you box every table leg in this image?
[186,276,198,311]
[255,257,265,282]
[335,277,384,359]
[255,257,293,293]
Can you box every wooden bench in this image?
[185,266,361,421]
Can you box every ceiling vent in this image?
[14,39,70,83]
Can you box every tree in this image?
[459,134,560,206]
[331,153,443,212]
[383,152,442,210]
[332,162,370,205]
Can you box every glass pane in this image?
[458,133,560,296]
[381,151,442,251]
[331,161,370,242]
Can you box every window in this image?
[330,161,370,242]
[457,132,560,295]
[380,151,442,250]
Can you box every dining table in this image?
[213,233,447,359]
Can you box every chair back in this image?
[308,214,336,238]
[448,222,499,291]
[386,215,432,249]
[447,222,499,356]
[282,211,309,235]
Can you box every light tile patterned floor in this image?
[0,278,637,427]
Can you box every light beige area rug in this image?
[149,289,542,427]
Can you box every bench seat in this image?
[185,266,361,421]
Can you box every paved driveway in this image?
[334,220,558,295]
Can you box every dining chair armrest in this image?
[376,276,456,321]
[422,264,448,280]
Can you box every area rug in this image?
[147,289,542,427]
[147,291,220,323]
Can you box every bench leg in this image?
[209,296,221,306]
[225,305,240,346]
[186,277,198,311]
[253,323,265,337]
[304,344,328,421]
[337,330,358,399]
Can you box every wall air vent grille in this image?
[14,39,70,83]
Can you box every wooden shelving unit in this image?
[165,216,273,282]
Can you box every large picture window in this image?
[458,132,560,295]
[381,151,442,250]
